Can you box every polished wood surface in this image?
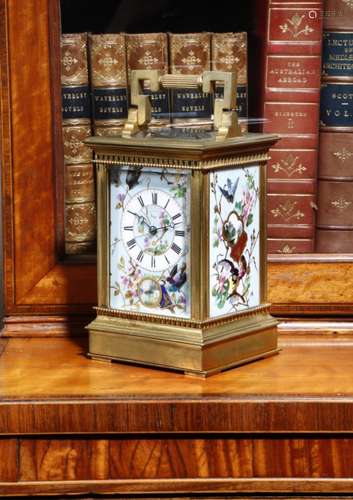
[2,336,353,398]
[0,336,353,435]
[18,437,353,480]
[269,262,353,312]
[1,336,353,495]
[0,440,17,481]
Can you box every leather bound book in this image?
[64,164,96,255]
[61,33,91,126]
[268,238,315,254]
[316,9,353,252]
[320,82,353,131]
[126,33,170,126]
[89,34,128,136]
[263,1,323,254]
[267,193,316,238]
[267,149,317,194]
[324,0,353,30]
[317,132,353,252]
[211,32,248,132]
[169,33,212,126]
[267,1,323,55]
[61,33,96,255]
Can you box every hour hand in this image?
[128,210,150,228]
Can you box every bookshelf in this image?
[1,0,353,334]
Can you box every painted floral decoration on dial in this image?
[110,166,191,318]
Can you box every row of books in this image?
[62,0,353,257]
[61,32,248,255]
[263,0,353,255]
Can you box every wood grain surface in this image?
[268,262,353,309]
[1,338,353,494]
[2,337,353,398]
[0,440,17,481]
[18,437,353,481]
[1,0,97,318]
[2,479,353,496]
[0,337,353,434]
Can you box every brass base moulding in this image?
[87,312,279,376]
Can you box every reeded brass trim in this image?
[96,164,109,307]
[94,303,271,329]
[93,153,271,171]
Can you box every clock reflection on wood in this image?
[86,69,280,376]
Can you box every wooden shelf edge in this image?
[1,314,93,337]
[1,477,353,496]
[1,397,353,435]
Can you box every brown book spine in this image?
[126,33,170,126]
[211,32,248,132]
[263,1,323,254]
[316,1,353,252]
[61,33,96,256]
[316,133,353,251]
[324,0,353,30]
[169,33,212,126]
[89,34,128,136]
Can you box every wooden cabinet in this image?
[0,336,353,497]
[0,338,353,498]
[1,4,353,494]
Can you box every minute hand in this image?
[155,222,181,230]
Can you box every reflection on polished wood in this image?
[1,336,353,399]
[1,336,353,495]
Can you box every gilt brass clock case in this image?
[86,131,279,376]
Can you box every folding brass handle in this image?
[122,70,241,140]
[159,74,202,88]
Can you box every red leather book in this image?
[263,0,323,255]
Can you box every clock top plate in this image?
[85,132,279,163]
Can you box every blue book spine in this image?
[322,31,353,79]
[320,83,353,128]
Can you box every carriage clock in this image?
[86,69,279,376]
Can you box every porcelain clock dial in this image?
[121,189,185,273]
[110,166,191,318]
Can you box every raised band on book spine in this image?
[126,33,170,126]
[169,33,212,126]
[89,34,128,136]
[211,32,248,132]
[61,33,96,255]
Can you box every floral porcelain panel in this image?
[209,165,261,317]
[110,166,191,318]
